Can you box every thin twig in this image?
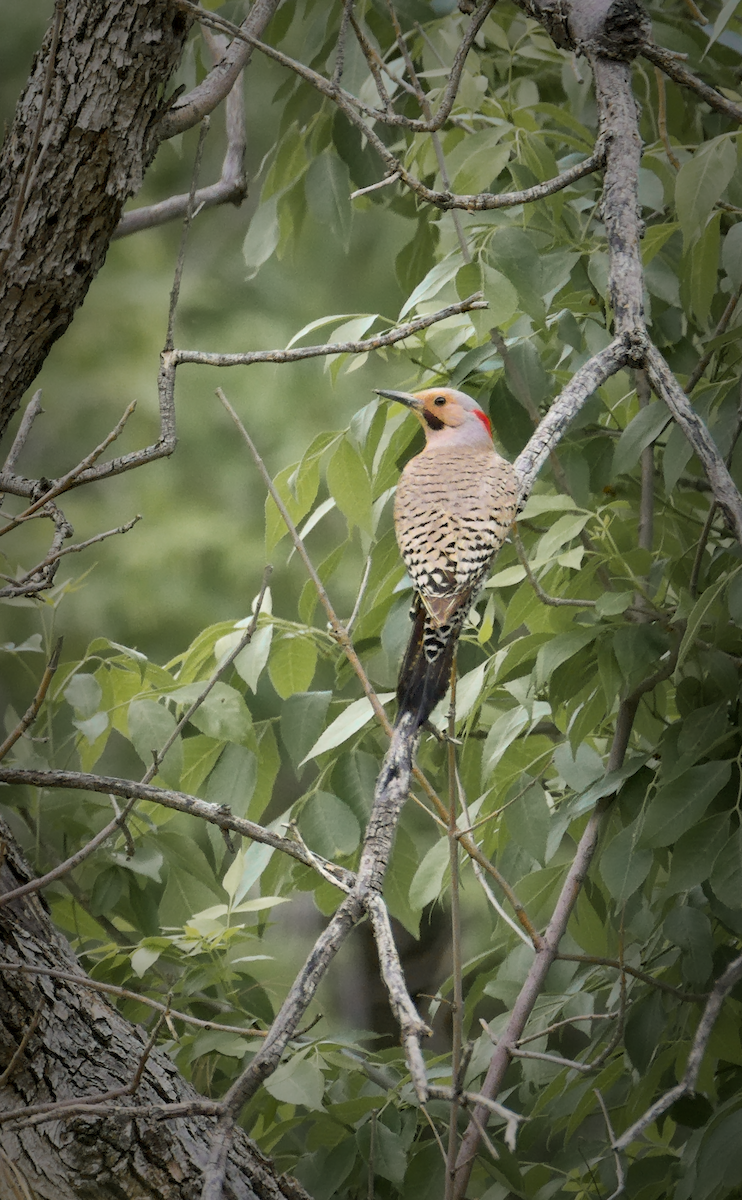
[613,950,742,1152]
[0,638,62,764]
[3,392,44,473]
[0,767,355,888]
[514,528,597,608]
[595,1088,625,1200]
[0,402,138,535]
[644,41,742,126]
[165,116,210,351]
[654,68,680,168]
[0,962,269,1039]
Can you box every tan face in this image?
[374,387,492,436]
[411,388,472,430]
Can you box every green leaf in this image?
[664,905,712,985]
[675,136,736,248]
[711,826,742,908]
[384,826,421,938]
[641,222,680,265]
[535,629,597,687]
[206,743,257,816]
[697,1108,742,1199]
[264,1054,325,1110]
[613,400,670,475]
[64,673,102,718]
[356,1120,407,1184]
[233,625,273,693]
[170,683,253,744]
[298,791,361,857]
[127,698,182,787]
[268,635,317,700]
[488,228,544,323]
[326,438,373,533]
[301,694,394,763]
[687,211,721,327]
[600,819,652,903]
[242,195,279,279]
[450,134,511,195]
[281,691,332,771]
[180,735,223,795]
[399,255,460,318]
[503,781,551,865]
[306,152,352,250]
[722,221,742,287]
[667,814,729,894]
[159,864,223,926]
[482,264,519,328]
[409,838,449,910]
[677,570,738,672]
[640,761,731,848]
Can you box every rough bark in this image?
[0,0,192,437]
[0,819,303,1200]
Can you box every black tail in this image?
[395,602,457,731]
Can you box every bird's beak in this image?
[374,388,422,411]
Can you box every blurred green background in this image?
[1,1,416,666]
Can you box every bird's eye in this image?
[433,395,447,406]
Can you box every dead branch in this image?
[158,0,281,140]
[612,950,742,1152]
[115,38,247,239]
[643,41,742,126]
[0,962,267,1040]
[0,774,355,897]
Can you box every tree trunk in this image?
[0,820,303,1200]
[0,0,191,437]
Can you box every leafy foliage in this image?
[4,1,742,1198]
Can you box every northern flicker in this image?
[375,386,520,730]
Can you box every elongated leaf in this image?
[676,569,739,672]
[127,698,182,787]
[640,760,731,848]
[301,694,394,763]
[264,1054,325,1110]
[326,438,372,533]
[299,791,360,857]
[242,195,279,278]
[306,152,352,249]
[409,838,449,911]
[675,136,736,247]
[613,400,670,476]
[600,820,652,903]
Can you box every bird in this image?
[374,386,520,732]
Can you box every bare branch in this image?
[365,891,431,1100]
[159,0,281,140]
[115,44,246,238]
[643,41,742,126]
[2,391,43,474]
[613,951,742,1152]
[0,401,138,530]
[0,962,268,1039]
[0,768,354,890]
